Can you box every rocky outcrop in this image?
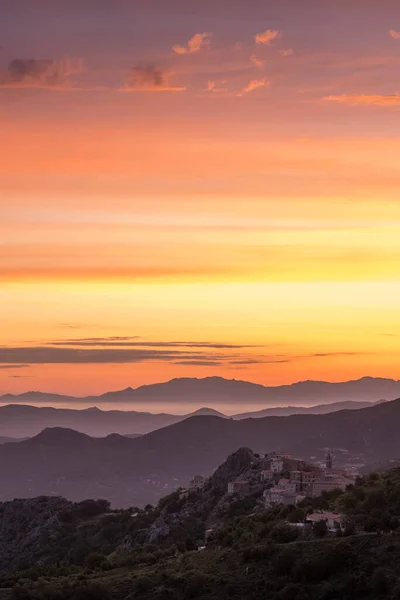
[208,447,256,491]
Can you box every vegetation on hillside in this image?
[1,466,400,598]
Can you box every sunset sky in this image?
[2,0,400,400]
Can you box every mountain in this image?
[0,436,27,444]
[0,376,397,437]
[186,407,227,417]
[232,399,386,419]
[0,399,380,439]
[2,375,400,411]
[0,398,400,506]
[0,404,183,438]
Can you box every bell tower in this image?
[326,450,333,470]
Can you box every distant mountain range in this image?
[2,375,399,406]
[0,398,384,438]
[0,375,397,436]
[0,397,399,506]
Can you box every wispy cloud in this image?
[230,359,289,365]
[120,65,186,92]
[324,94,400,106]
[0,58,84,90]
[255,29,280,45]
[280,48,293,57]
[173,360,222,366]
[389,29,400,40]
[173,33,212,55]
[207,80,228,93]
[55,323,85,330]
[237,77,269,96]
[250,55,265,69]
[49,337,260,349]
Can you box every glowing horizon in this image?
[2,0,400,401]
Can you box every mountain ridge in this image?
[0,397,399,506]
[0,398,386,438]
[2,375,400,405]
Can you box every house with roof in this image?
[261,469,274,482]
[306,511,343,532]
[264,487,297,508]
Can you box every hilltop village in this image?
[133,448,356,547]
[185,450,353,509]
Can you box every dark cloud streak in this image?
[50,337,260,349]
[0,364,30,370]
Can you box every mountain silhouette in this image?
[0,397,399,506]
[0,376,398,437]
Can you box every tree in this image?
[312,519,328,538]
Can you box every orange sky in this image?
[1,0,400,400]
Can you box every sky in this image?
[1,0,400,402]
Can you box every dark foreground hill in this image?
[1,464,400,599]
[0,398,400,506]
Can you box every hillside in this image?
[1,463,400,599]
[0,404,183,438]
[0,398,399,506]
[231,399,385,419]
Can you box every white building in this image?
[306,511,343,532]
[270,457,284,473]
[264,487,297,508]
[278,479,297,494]
[261,469,274,481]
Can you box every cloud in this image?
[55,323,85,330]
[0,343,362,369]
[324,94,400,106]
[280,49,293,57]
[207,80,228,93]
[230,359,289,365]
[255,29,280,45]
[0,58,84,90]
[49,337,260,349]
[250,55,265,69]
[237,77,269,96]
[389,29,400,40]
[173,33,212,55]
[120,65,186,92]
[8,375,34,379]
[0,347,228,364]
[173,360,222,366]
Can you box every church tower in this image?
[326,450,333,470]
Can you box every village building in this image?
[264,487,297,508]
[261,469,274,482]
[306,511,343,532]
[308,477,347,496]
[278,478,297,494]
[270,457,284,473]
